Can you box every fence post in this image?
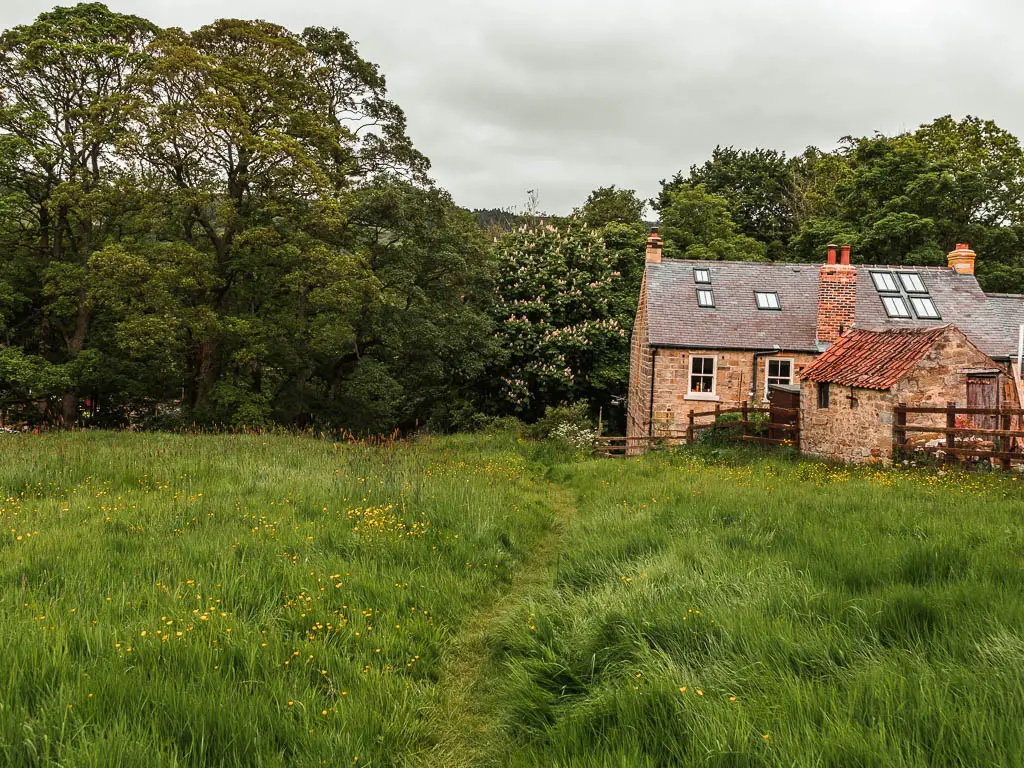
[893,402,907,461]
[945,401,957,461]
[741,400,748,442]
[1001,412,1012,471]
[687,410,695,444]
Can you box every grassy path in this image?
[415,477,578,768]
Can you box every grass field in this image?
[2,432,1023,766]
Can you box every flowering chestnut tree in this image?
[491,216,630,417]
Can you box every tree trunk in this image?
[60,294,91,427]
[190,338,220,414]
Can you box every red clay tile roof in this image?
[799,326,953,390]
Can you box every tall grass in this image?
[0,431,552,767]
[5,433,1024,766]
[487,448,1024,767]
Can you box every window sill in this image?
[684,393,720,402]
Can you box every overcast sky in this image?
[5,1,1024,214]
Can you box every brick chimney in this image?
[947,243,976,275]
[816,243,857,345]
[645,229,663,263]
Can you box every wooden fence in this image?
[596,400,800,457]
[594,433,687,457]
[893,401,1024,469]
[685,401,800,446]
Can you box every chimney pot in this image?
[826,244,837,265]
[840,244,851,265]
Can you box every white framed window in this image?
[693,268,711,284]
[689,355,716,395]
[897,272,927,293]
[755,291,781,310]
[881,295,911,318]
[764,358,794,396]
[910,296,940,319]
[696,288,715,308]
[871,271,900,292]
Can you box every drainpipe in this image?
[1017,324,1023,385]
[751,345,781,404]
[648,347,658,437]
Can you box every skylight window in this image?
[693,268,711,284]
[882,296,911,318]
[871,271,900,292]
[696,289,715,308]
[910,296,940,319]
[873,268,939,320]
[755,291,780,310]
[897,272,927,293]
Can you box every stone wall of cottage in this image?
[800,383,894,463]
[647,348,818,435]
[625,273,652,448]
[799,327,1018,464]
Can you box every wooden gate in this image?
[768,384,800,446]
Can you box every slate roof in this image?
[644,259,1024,357]
[645,260,820,351]
[799,326,954,389]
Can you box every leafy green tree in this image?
[657,184,767,261]
[0,3,157,422]
[579,185,646,229]
[663,147,795,259]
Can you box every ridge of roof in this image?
[800,325,956,390]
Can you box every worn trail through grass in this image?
[419,477,578,768]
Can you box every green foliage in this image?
[578,185,646,229]
[657,184,768,261]
[528,402,593,440]
[668,146,796,259]
[0,5,491,431]
[490,217,630,419]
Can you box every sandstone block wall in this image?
[649,349,817,435]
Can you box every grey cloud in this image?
[5,0,1024,213]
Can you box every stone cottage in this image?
[626,234,1024,458]
[798,325,1017,463]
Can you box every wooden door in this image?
[768,385,800,444]
[967,376,998,430]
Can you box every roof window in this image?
[909,296,940,319]
[870,271,900,292]
[881,296,911,318]
[693,268,711,284]
[897,272,927,293]
[696,288,715,308]
[755,291,780,310]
